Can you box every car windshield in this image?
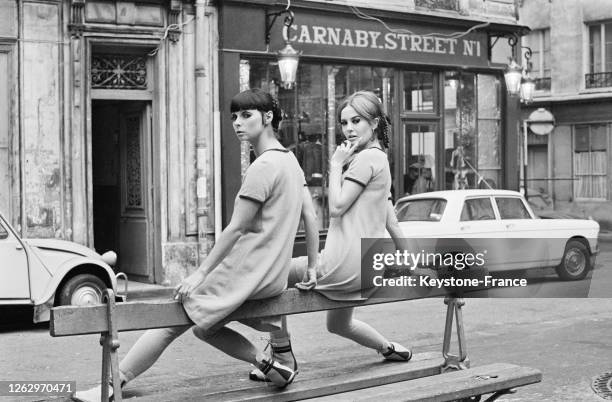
[396,198,447,222]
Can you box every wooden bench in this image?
[50,287,541,401]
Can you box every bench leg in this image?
[100,289,122,402]
[483,388,516,402]
[442,296,470,372]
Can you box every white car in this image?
[0,211,124,322]
[394,190,599,281]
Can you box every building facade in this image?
[218,0,526,251]
[1,0,526,286]
[0,0,218,285]
[519,0,612,229]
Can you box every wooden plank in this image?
[226,286,446,321]
[116,352,440,401]
[50,287,447,336]
[175,355,445,402]
[306,363,542,402]
[50,300,192,336]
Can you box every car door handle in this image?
[505,224,515,229]
[460,225,470,231]
[15,244,23,250]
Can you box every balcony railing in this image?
[534,77,551,91]
[585,72,612,89]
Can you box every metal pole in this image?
[523,119,529,201]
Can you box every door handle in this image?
[15,244,23,250]
[505,223,515,229]
[460,225,470,231]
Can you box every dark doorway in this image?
[92,100,153,282]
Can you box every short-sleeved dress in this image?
[183,149,305,330]
[292,147,391,301]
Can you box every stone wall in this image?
[22,2,64,238]
[0,0,18,222]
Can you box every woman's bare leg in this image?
[119,325,192,384]
[326,307,390,352]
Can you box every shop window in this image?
[403,71,436,113]
[523,29,551,91]
[443,72,501,191]
[573,124,607,199]
[443,72,475,190]
[245,59,394,231]
[476,74,502,190]
[587,21,612,88]
[403,123,436,195]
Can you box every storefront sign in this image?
[222,4,490,68]
[286,25,481,58]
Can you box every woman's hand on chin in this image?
[331,140,358,167]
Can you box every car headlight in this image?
[101,251,117,267]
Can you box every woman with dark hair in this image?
[250,90,410,383]
[75,88,319,401]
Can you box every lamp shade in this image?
[520,74,536,104]
[504,59,523,96]
[277,42,301,90]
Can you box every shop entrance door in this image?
[401,122,438,196]
[92,101,154,282]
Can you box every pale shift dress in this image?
[183,149,305,330]
[292,147,391,301]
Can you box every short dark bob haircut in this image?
[230,88,282,130]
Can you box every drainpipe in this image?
[195,0,215,261]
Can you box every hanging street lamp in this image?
[504,34,534,103]
[520,72,536,104]
[277,39,300,89]
[265,3,301,90]
[504,59,523,96]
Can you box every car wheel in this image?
[58,274,107,306]
[555,240,590,281]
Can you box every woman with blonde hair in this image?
[251,90,411,382]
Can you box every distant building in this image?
[519,0,612,228]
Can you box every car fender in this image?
[33,257,117,307]
[548,236,595,266]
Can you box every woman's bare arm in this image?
[174,197,260,300]
[328,164,366,217]
[386,200,412,251]
[296,187,320,290]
